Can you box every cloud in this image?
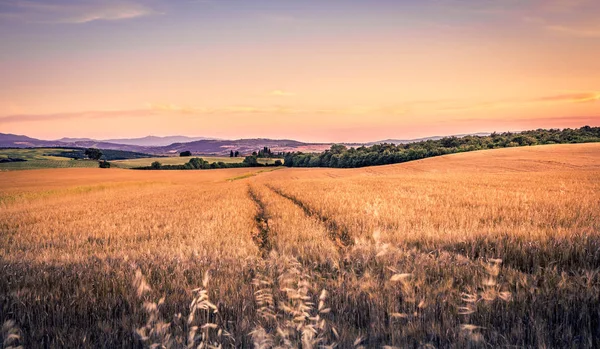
[538,0,594,13]
[1,104,407,124]
[4,92,595,125]
[269,90,296,97]
[147,103,303,115]
[0,0,159,24]
[532,92,600,103]
[436,91,600,113]
[147,103,408,116]
[544,24,600,38]
[520,0,600,38]
[0,109,150,124]
[451,115,600,129]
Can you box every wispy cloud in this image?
[521,0,600,38]
[268,90,296,97]
[0,109,150,124]
[148,103,408,116]
[544,23,600,38]
[0,103,409,124]
[531,92,600,103]
[436,91,600,113]
[3,92,596,124]
[0,0,159,24]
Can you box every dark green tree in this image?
[180,151,192,157]
[151,161,162,169]
[84,148,103,160]
[188,157,207,169]
[243,155,259,166]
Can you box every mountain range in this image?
[0,132,489,156]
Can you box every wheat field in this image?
[1,144,599,348]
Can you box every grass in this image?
[112,156,282,169]
[0,148,79,160]
[0,148,281,170]
[0,148,98,171]
[0,143,599,348]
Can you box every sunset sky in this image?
[1,0,599,142]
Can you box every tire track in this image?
[247,186,272,258]
[265,184,354,250]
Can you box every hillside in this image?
[1,131,505,156]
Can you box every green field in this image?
[111,156,282,169]
[0,149,283,170]
[0,148,98,171]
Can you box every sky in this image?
[0,0,599,142]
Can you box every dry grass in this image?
[1,144,599,348]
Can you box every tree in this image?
[230,150,234,157]
[243,155,259,166]
[330,144,347,154]
[188,157,207,169]
[180,151,192,157]
[98,160,111,168]
[151,161,162,169]
[85,148,103,160]
[274,160,283,166]
[234,151,240,157]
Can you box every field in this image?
[0,148,98,171]
[0,144,599,348]
[112,156,282,169]
[0,149,282,170]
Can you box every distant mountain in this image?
[369,133,491,145]
[1,131,493,156]
[147,138,329,155]
[0,133,152,152]
[0,133,328,155]
[56,137,96,142]
[0,133,65,147]
[101,136,216,147]
[59,140,153,153]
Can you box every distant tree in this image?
[230,150,234,157]
[187,157,210,169]
[330,144,347,154]
[151,161,162,169]
[243,155,259,166]
[258,146,275,158]
[84,148,103,160]
[234,151,240,157]
[180,150,192,157]
[274,159,283,166]
[280,126,600,169]
[252,151,258,156]
[98,160,111,168]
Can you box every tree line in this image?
[137,156,282,170]
[283,126,600,168]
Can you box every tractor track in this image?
[247,186,272,258]
[265,184,354,250]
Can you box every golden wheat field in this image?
[1,143,599,348]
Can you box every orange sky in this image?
[0,0,598,142]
